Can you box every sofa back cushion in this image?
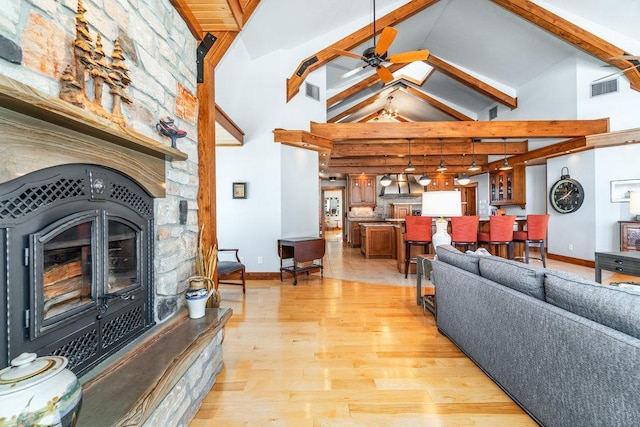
[545,270,640,340]
[436,245,480,275]
[478,256,546,300]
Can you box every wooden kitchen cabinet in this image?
[390,203,421,218]
[360,224,395,258]
[349,174,376,206]
[426,175,455,192]
[489,165,525,207]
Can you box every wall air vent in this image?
[489,106,498,120]
[591,78,618,97]
[305,82,320,101]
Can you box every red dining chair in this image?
[513,214,550,267]
[477,215,516,259]
[404,216,433,278]
[450,216,480,252]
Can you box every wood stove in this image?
[0,164,154,376]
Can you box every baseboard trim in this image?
[547,253,595,268]
[246,272,281,280]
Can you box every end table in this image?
[416,254,436,315]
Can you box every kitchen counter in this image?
[360,223,396,258]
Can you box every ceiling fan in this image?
[593,54,640,82]
[333,1,429,84]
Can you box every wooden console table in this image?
[278,237,325,285]
[595,251,640,283]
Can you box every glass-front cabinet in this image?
[489,165,526,207]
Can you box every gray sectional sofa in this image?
[430,245,640,427]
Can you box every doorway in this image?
[463,183,477,216]
[321,187,345,242]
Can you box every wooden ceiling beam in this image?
[331,141,525,157]
[326,166,478,175]
[227,0,244,29]
[206,31,239,68]
[327,64,407,108]
[311,119,609,139]
[403,86,474,121]
[273,129,333,153]
[426,55,518,109]
[286,0,441,102]
[491,0,640,92]
[330,154,488,167]
[241,0,261,26]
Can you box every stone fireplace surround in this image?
[0,74,229,424]
[0,0,228,420]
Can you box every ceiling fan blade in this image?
[332,48,366,61]
[339,65,369,80]
[387,49,430,63]
[375,27,398,56]
[593,63,640,82]
[376,65,395,84]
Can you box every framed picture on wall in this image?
[611,179,640,202]
[233,182,247,199]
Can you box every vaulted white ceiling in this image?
[237,0,640,123]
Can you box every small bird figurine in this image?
[156,116,187,148]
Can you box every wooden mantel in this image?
[0,74,187,162]
[0,74,188,198]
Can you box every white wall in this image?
[281,145,320,238]
[216,32,326,272]
[479,52,640,259]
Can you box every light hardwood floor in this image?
[191,232,609,426]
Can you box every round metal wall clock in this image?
[549,167,584,214]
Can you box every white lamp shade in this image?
[421,191,462,218]
[630,191,640,215]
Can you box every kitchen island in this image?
[360,223,396,258]
[347,217,382,247]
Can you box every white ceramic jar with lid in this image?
[0,352,82,427]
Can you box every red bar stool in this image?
[477,215,516,259]
[404,216,433,278]
[513,214,550,267]
[450,215,480,252]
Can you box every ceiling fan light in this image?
[417,173,431,186]
[380,175,392,186]
[457,174,471,185]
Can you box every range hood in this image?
[379,174,425,197]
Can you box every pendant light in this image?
[468,138,481,171]
[416,154,431,186]
[499,138,513,171]
[404,139,416,172]
[436,138,447,172]
[380,155,392,186]
[457,173,471,186]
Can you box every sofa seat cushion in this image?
[436,245,480,275]
[545,270,640,340]
[478,256,546,300]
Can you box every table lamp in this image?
[630,191,640,221]
[421,191,462,247]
